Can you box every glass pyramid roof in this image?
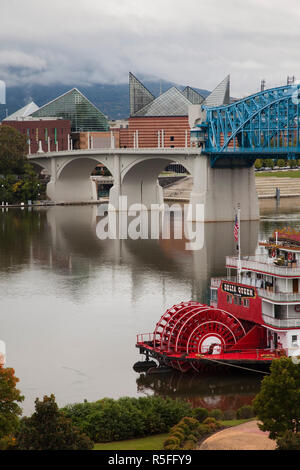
[182,86,205,105]
[129,72,155,116]
[133,87,193,117]
[30,88,108,132]
[4,101,39,121]
[204,75,230,107]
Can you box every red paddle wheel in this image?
[153,302,247,372]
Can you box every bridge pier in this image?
[189,156,259,222]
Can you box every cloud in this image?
[1,0,300,96]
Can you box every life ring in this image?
[295,305,300,313]
[288,252,293,261]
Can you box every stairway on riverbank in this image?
[163,176,300,200]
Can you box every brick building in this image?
[119,73,231,149]
[2,117,71,154]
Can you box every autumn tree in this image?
[17,394,93,450]
[0,366,24,447]
[253,357,300,440]
[0,125,28,175]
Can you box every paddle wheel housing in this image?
[151,301,249,372]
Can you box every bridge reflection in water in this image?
[0,203,274,414]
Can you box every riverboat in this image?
[136,227,300,373]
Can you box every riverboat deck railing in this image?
[258,288,300,303]
[226,256,300,276]
[136,333,155,344]
[262,314,300,328]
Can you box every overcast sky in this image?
[1,0,300,97]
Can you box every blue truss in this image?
[200,84,300,167]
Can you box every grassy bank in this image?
[256,170,300,178]
[93,419,252,450]
[93,433,169,451]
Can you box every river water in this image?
[1,198,300,415]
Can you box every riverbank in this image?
[163,174,300,201]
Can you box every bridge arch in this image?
[119,156,193,208]
[48,156,114,203]
[204,85,300,159]
[57,155,114,180]
[29,159,51,175]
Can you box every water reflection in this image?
[0,202,281,415]
[136,370,262,411]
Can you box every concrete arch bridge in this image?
[28,147,258,222]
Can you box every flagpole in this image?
[237,203,242,282]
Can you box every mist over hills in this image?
[0,80,210,121]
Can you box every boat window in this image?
[234,296,242,306]
[227,295,232,304]
[292,335,298,343]
[243,299,250,308]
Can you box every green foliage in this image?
[16,394,93,450]
[0,125,28,175]
[277,159,287,168]
[0,164,45,204]
[193,407,209,423]
[0,366,24,443]
[203,417,222,433]
[163,435,181,450]
[253,357,300,440]
[288,159,297,168]
[255,159,263,170]
[264,159,274,169]
[222,409,236,421]
[208,409,223,420]
[236,405,255,420]
[163,415,221,451]
[61,396,192,443]
[276,431,300,450]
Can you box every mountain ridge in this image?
[0,81,210,122]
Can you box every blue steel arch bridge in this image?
[195,83,300,168]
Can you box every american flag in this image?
[234,214,239,242]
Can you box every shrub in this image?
[197,424,210,438]
[163,436,180,450]
[16,395,93,450]
[255,159,263,170]
[222,409,236,421]
[208,409,223,420]
[193,407,209,423]
[203,417,222,432]
[276,431,300,450]
[236,405,255,420]
[62,396,192,442]
[172,430,185,444]
[182,440,196,450]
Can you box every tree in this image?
[0,366,24,445]
[16,394,93,450]
[255,159,263,170]
[0,125,28,175]
[0,164,45,204]
[276,430,300,450]
[253,357,300,440]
